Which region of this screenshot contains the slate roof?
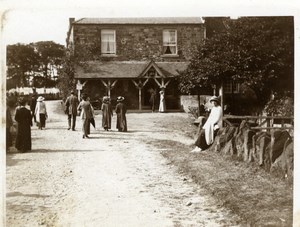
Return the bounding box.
[74,17,204,25]
[75,61,188,79]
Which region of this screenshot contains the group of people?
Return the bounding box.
[65,91,128,139]
[7,90,222,153]
[6,94,49,153]
[149,89,166,113]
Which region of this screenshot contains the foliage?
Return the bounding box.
[6,44,39,88]
[6,41,65,89]
[57,42,102,100]
[33,41,65,83]
[264,93,294,116]
[57,45,77,100]
[179,17,294,108]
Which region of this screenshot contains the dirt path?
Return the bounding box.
[6,100,241,226]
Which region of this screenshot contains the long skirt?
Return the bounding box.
[82,118,90,136]
[195,128,219,150]
[16,123,32,151]
[6,127,12,148]
[116,114,127,132]
[39,113,46,128]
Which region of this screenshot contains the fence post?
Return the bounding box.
[270,129,275,168]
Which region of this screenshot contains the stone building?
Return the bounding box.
[66,17,206,110]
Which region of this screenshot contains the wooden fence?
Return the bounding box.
[223,115,294,131]
[223,115,294,155]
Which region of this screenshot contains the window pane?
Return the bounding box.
[101,30,115,54]
[163,46,176,54]
[163,30,177,54]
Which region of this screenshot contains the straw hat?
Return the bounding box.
[37,96,45,102]
[209,96,220,104]
[117,96,125,102]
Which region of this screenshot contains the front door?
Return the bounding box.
[143,78,159,110]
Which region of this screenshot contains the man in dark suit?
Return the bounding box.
[30,94,37,123]
[65,91,79,130]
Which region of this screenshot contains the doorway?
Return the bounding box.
[143,78,159,110]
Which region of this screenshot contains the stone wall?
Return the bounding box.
[73,24,205,61]
[207,121,293,184]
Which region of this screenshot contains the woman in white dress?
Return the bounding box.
[191,96,223,152]
[35,96,47,130]
[158,90,166,113]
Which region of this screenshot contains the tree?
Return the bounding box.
[178,16,294,113]
[6,41,65,90]
[6,43,39,89]
[57,41,101,100]
[33,41,65,87]
[57,45,77,100]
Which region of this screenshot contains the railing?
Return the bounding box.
[222,115,294,156]
[223,115,294,131]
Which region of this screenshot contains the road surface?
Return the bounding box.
[6,100,240,226]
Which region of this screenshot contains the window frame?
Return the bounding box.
[101,29,116,55]
[224,80,240,94]
[162,29,178,55]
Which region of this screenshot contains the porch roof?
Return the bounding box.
[75,61,188,79]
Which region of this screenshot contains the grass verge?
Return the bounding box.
[148,115,293,226]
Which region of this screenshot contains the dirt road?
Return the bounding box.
[6,100,241,226]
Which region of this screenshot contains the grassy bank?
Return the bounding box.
[149,115,293,226]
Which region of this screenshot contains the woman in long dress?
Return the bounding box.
[159,90,166,113]
[15,97,32,152]
[191,96,223,152]
[77,93,93,138]
[35,96,47,130]
[115,96,127,132]
[101,96,113,131]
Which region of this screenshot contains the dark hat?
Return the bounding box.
[81,93,88,99]
[18,97,26,106]
[209,96,220,104]
[117,96,125,102]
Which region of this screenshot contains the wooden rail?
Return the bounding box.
[223,115,294,130]
[222,115,293,156]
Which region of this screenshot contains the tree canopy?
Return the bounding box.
[178,17,294,107]
[6,41,65,89]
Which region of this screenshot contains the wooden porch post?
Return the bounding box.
[138,88,142,110]
[219,83,224,127]
[132,79,149,111]
[101,79,118,97]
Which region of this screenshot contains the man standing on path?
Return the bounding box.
[65,91,79,131]
[30,93,37,123]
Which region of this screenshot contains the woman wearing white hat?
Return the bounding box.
[35,96,48,130]
[191,96,222,153]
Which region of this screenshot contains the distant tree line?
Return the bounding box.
[6,41,65,89]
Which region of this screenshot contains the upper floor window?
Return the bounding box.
[163,30,177,55]
[101,30,116,55]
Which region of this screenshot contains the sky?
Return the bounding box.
[1,0,299,46]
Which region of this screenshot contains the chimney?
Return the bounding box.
[69,18,75,26]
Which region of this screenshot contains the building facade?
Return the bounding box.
[66,17,206,110]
